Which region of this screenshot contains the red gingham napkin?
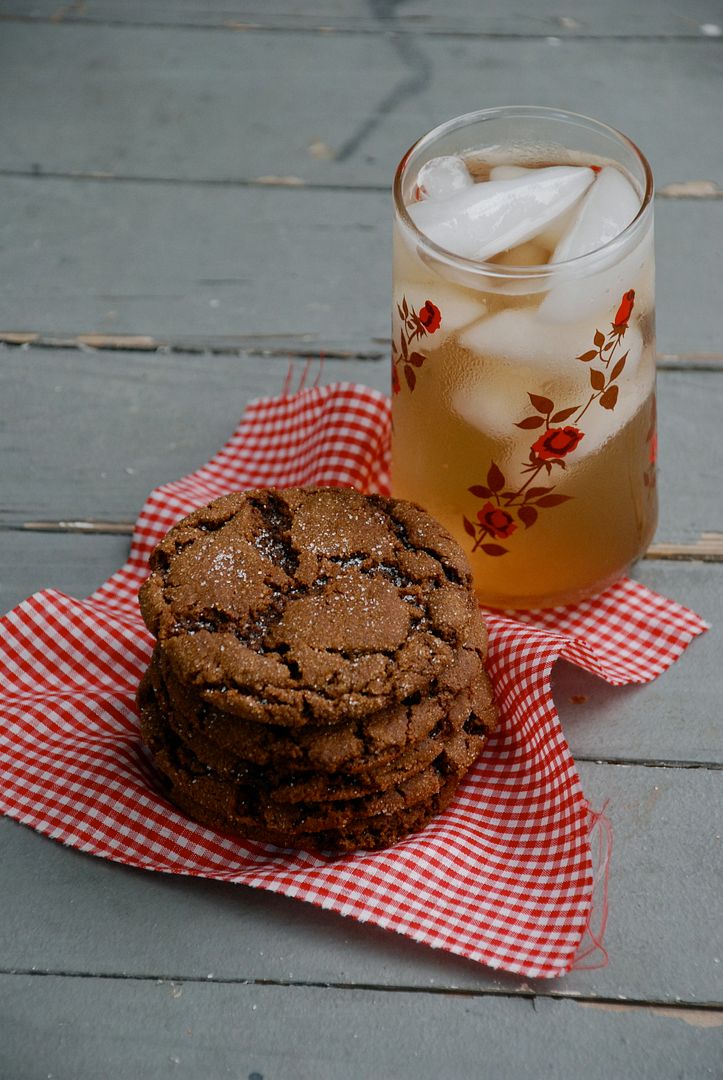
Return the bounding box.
[0,383,708,979]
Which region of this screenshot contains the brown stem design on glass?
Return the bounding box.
[392,297,442,394]
[464,290,637,557]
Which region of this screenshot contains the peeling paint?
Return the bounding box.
[254,175,306,186]
[307,140,336,161]
[659,180,721,198]
[647,532,723,561]
[577,1000,723,1028]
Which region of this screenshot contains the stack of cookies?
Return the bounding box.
[137,487,497,852]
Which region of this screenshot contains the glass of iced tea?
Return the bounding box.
[391,106,657,609]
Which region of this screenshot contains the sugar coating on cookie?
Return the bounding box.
[139,487,483,726]
[137,486,498,852]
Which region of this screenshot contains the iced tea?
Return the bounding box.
[392,108,657,609]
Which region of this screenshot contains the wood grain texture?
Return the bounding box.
[1,0,722,36]
[0,22,720,188]
[0,346,388,527]
[0,7,720,1069]
[0,532,130,612]
[0,179,721,354]
[0,973,721,1080]
[1,760,720,1005]
[1,347,721,545]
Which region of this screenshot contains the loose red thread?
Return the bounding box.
[574,800,613,971]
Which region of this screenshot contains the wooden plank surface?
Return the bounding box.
[554,568,720,766]
[0,532,130,613]
[0,525,718,762]
[2,347,721,545]
[0,179,720,356]
[0,23,721,189]
[1,759,720,1004]
[1,0,722,37]
[0,4,720,1076]
[1,973,721,1080]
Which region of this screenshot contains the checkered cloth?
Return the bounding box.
[0,384,708,978]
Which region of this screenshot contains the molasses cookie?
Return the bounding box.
[137,486,498,852]
[138,670,488,851]
[151,630,495,776]
[145,650,495,802]
[139,487,480,726]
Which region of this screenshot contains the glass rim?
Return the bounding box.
[393,105,655,279]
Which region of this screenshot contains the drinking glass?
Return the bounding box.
[391,106,657,609]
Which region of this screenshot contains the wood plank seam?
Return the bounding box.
[0,968,721,1010]
[0,334,387,360]
[0,167,720,198]
[1,13,722,42]
[7,523,723,562]
[574,757,723,771]
[2,337,722,370]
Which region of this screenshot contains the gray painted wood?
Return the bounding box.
[2,347,721,545]
[0,974,721,1080]
[0,346,389,527]
[1,761,720,1004]
[0,179,719,355]
[555,562,720,766]
[0,23,720,188]
[0,4,720,1064]
[2,0,722,37]
[655,369,723,544]
[1,528,716,765]
[0,531,131,611]
[0,178,390,351]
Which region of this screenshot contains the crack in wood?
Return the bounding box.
[575,1001,723,1027]
[5,522,723,563]
[647,533,723,561]
[0,166,719,199]
[331,2,430,162]
[0,332,386,361]
[0,12,721,42]
[574,757,723,771]
[1,966,721,1011]
[1,333,721,370]
[15,521,135,535]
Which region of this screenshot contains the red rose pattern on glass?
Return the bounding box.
[392,298,442,393]
[464,288,650,557]
[392,288,656,559]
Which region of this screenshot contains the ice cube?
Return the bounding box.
[550,166,641,262]
[536,204,577,251]
[394,283,485,344]
[455,309,648,456]
[539,226,654,324]
[416,155,474,200]
[451,376,510,441]
[460,308,583,367]
[489,165,531,181]
[493,239,549,267]
[406,166,594,262]
[453,310,586,439]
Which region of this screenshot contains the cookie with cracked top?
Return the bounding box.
[139,487,484,727]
